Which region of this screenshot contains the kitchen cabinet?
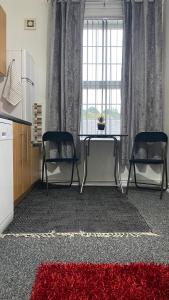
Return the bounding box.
[22,124,31,193]
[13,122,41,204]
[0,6,6,76]
[31,146,41,185]
[13,123,23,201]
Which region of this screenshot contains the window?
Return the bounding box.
[81,19,123,134]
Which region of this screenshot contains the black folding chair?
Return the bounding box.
[126,132,168,199]
[42,131,80,193]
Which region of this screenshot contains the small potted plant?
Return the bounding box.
[97,114,105,130]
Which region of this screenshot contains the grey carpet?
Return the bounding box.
[5,186,150,233]
[1,188,169,299]
[0,235,162,300]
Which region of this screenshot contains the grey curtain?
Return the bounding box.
[121,0,163,163]
[46,0,85,156]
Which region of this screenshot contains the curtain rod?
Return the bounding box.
[47,0,158,3]
[46,0,156,4]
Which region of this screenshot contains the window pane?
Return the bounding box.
[83,30,87,46]
[88,89,96,105]
[88,64,96,81]
[96,65,103,81]
[116,89,121,105]
[83,64,87,81]
[97,30,103,46]
[102,90,106,105]
[96,89,102,104]
[83,89,87,105]
[111,30,117,46]
[88,30,93,46]
[110,65,117,81]
[117,65,122,81]
[117,30,123,46]
[86,106,99,126]
[109,89,121,106]
[117,47,122,64]
[92,30,97,47]
[96,47,103,63]
[81,19,123,135]
[82,105,87,119]
[83,47,87,64]
[88,47,96,63]
[96,104,106,115]
[107,47,117,64]
[106,64,111,81]
[107,29,111,47]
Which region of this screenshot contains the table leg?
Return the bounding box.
[80,136,125,194]
[80,137,89,193]
[113,138,118,186]
[116,140,124,193]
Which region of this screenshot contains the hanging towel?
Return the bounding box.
[1,59,23,106]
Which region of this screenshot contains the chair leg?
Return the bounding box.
[165,159,168,190]
[42,159,45,184]
[160,164,165,199]
[70,161,75,187]
[45,162,48,195]
[133,163,138,188]
[75,161,81,188]
[126,162,132,195]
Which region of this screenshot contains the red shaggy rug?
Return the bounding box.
[30,262,169,300]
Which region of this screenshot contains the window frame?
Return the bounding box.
[81,18,123,135]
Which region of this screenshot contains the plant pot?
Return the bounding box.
[97,123,105,130]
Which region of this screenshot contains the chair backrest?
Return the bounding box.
[43,131,74,143]
[134,132,168,143]
[132,132,168,160]
[42,131,76,159]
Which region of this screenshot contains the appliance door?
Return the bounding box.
[21,49,35,83]
[22,79,34,123]
[21,49,35,123]
[0,119,13,233]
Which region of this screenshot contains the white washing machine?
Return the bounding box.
[0,118,13,233]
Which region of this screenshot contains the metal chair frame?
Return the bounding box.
[126,132,168,199]
[42,131,81,194]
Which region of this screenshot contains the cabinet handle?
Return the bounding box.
[21,132,24,167]
[27,131,28,161]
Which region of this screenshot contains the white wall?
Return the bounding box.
[0,0,169,185]
[0,0,48,131]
